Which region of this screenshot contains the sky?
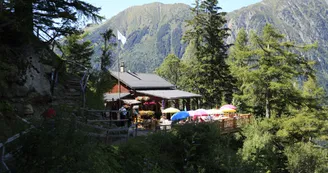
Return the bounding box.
[85,0,262,20]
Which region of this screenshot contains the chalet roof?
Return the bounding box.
[110,71,175,89]
[136,90,202,100]
[104,93,130,102]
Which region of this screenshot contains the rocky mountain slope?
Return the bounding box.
[84,2,192,73]
[86,0,328,88]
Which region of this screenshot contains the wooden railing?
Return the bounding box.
[81,109,133,144]
[0,116,34,173]
[156,114,252,134]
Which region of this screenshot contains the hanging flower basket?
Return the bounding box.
[139,110,155,119]
[135,96,151,101]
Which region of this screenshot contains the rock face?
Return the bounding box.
[84,2,192,73]
[23,51,51,96]
[226,0,328,89]
[1,46,55,117]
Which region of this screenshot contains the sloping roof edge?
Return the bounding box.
[109,71,175,89]
[104,93,130,102]
[136,90,202,100]
[109,71,131,89]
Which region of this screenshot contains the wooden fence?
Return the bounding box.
[82,109,133,144]
[156,114,252,134]
[0,115,34,173]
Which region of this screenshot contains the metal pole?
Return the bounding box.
[117,40,121,108]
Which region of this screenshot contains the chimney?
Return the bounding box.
[120,61,125,72]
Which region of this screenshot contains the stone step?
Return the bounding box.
[66,82,81,86]
[65,84,81,88]
[63,95,81,99]
[65,92,81,96]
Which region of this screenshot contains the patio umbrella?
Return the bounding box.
[171,111,190,121]
[207,109,224,115]
[188,110,196,116]
[220,104,237,110]
[220,108,236,113]
[162,107,180,113]
[195,109,208,116]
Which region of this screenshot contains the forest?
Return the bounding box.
[0,0,328,173]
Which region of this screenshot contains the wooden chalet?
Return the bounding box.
[104,67,202,116]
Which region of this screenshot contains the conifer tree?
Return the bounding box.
[229,24,318,118]
[100,29,116,72]
[184,0,234,107]
[61,32,94,72]
[2,0,103,39]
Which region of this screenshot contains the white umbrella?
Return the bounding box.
[206,109,224,115]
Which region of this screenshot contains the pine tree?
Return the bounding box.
[61,32,94,73]
[184,0,234,107]
[229,24,318,118]
[2,0,103,40]
[100,29,116,72]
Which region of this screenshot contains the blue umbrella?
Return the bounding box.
[171,111,190,121]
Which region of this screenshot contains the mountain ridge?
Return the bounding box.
[84,2,192,72]
[85,0,328,88]
[226,0,328,88]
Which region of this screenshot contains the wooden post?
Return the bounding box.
[182,99,186,110]
[186,98,190,111]
[0,143,4,165]
[197,98,200,109]
[221,119,225,130]
[191,98,196,110]
[174,99,179,109]
[233,118,237,129]
[135,116,138,137]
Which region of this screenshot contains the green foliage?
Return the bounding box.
[240,112,328,173]
[61,32,94,72]
[118,123,248,173]
[86,72,115,109]
[99,29,116,71]
[0,101,29,143]
[183,0,234,107]
[285,142,328,173]
[1,0,103,39]
[155,54,182,86]
[15,116,123,173]
[85,29,116,109]
[229,24,320,118]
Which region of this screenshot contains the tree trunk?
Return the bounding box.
[265,89,271,118]
[14,0,33,35]
[0,0,3,13]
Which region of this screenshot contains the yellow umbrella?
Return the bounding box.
[162,107,180,113]
[220,108,236,113]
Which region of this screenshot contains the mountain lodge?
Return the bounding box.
[104,65,202,117]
